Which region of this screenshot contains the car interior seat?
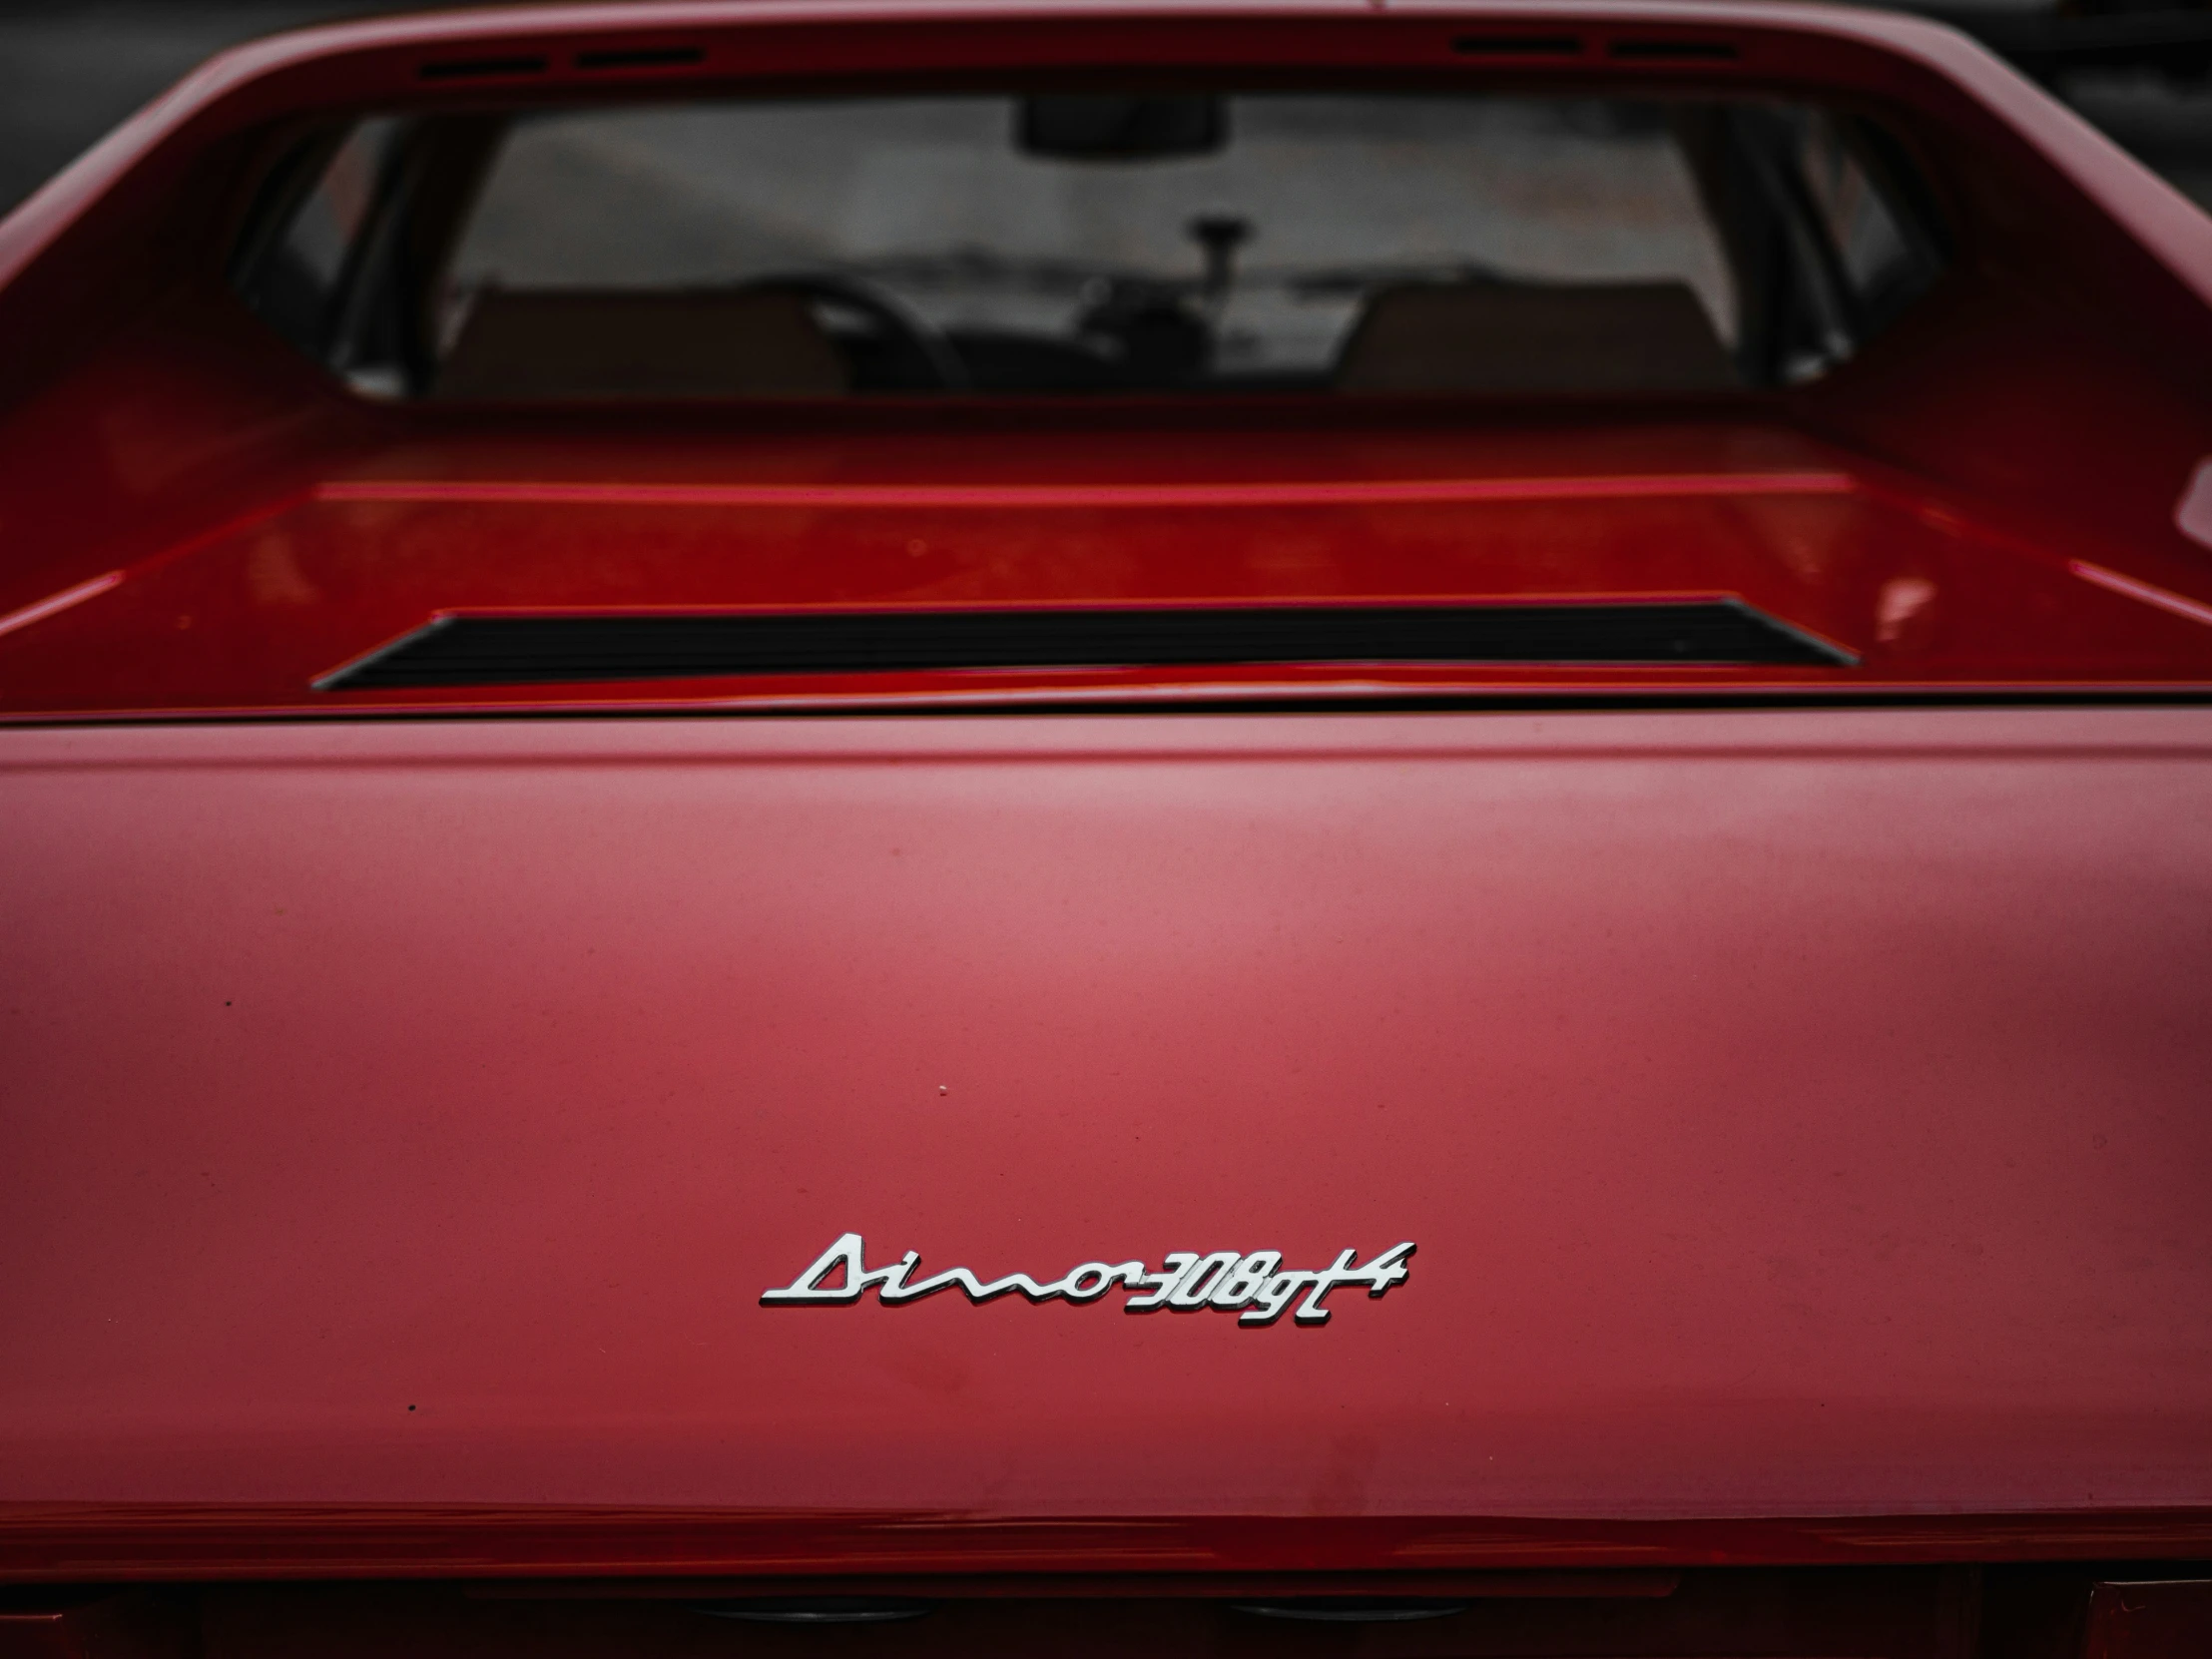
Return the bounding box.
[1334,279,1739,394]
[434,288,849,399]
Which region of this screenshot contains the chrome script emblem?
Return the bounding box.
[762,1234,1414,1327]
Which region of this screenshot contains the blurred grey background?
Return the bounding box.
[0,0,409,214]
[2,0,2210,218]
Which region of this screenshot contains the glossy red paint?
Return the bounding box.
[4,0,2212,1611]
[1,1,2212,721]
[4,424,2212,717]
[5,710,2212,1579]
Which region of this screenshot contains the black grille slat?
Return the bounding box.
[319,602,1851,690]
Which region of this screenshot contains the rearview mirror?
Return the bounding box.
[1017,95,1227,162]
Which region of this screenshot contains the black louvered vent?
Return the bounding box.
[1607,37,1738,58]
[1451,34,1584,55]
[416,54,549,81]
[318,601,1851,690]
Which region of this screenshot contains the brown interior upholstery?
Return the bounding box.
[1334,279,1738,394]
[435,288,847,400]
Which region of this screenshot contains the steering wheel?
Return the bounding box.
[741,274,969,391]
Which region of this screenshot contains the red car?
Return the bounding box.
[2,1,2210,1654]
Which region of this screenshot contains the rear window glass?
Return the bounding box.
[236,90,1943,400]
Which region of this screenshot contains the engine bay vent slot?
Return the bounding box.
[317,601,1854,690]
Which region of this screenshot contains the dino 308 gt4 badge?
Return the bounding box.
[762,1235,1414,1326]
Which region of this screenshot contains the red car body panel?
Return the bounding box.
[2,0,2211,1630]
[4,710,2212,1579]
[5,423,2212,718]
[1,0,2211,724]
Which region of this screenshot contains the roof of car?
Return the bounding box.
[5,0,2209,313]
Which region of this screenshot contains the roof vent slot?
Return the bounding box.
[575,45,708,71]
[1450,34,1584,56]
[1606,38,1739,60]
[417,53,549,82]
